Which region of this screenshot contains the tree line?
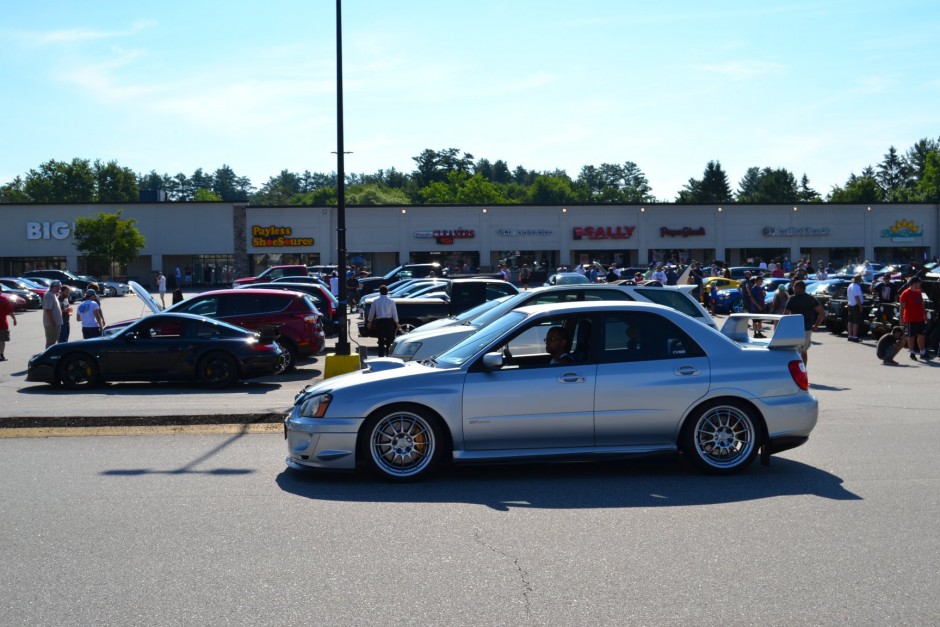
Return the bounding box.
[2,138,938,206]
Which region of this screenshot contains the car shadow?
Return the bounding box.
[275,457,861,511]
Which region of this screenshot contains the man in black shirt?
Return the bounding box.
[784,280,826,366]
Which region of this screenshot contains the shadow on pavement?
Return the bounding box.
[275,456,861,511]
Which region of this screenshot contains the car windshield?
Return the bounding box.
[435,311,527,368]
[453,295,511,323]
[470,292,534,328]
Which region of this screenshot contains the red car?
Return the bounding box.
[1,292,27,313]
[232,265,310,288]
[110,284,325,371]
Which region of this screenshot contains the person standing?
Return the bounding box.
[329,271,340,298]
[42,280,64,349]
[0,292,16,361]
[175,266,182,288]
[366,285,400,358]
[58,286,73,343]
[898,275,930,361]
[76,289,106,339]
[846,274,865,343]
[156,271,167,309]
[784,280,826,366]
[519,263,532,290]
[749,276,767,339]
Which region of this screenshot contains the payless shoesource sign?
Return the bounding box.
[251,225,314,247]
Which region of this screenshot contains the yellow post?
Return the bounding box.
[323,352,361,378]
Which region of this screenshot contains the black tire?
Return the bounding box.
[278,338,298,372]
[197,351,239,388]
[59,353,101,389]
[360,406,444,481]
[681,399,761,475]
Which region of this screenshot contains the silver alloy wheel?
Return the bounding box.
[690,403,757,471]
[368,410,437,479]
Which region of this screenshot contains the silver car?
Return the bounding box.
[285,302,817,481]
[390,283,715,361]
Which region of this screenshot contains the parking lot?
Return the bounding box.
[1,286,938,430]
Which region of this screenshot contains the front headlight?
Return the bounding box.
[299,393,332,418]
[394,341,421,358]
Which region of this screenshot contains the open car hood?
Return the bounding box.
[129,281,161,314]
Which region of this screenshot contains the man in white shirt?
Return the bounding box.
[367,285,400,357]
[846,274,865,342]
[157,271,167,308]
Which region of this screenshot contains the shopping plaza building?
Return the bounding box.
[2,201,937,285]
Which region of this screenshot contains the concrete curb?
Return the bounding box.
[0,413,285,429]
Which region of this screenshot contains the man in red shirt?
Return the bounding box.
[0,294,16,361]
[898,276,930,361]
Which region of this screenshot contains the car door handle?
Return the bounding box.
[558,372,585,383]
[674,365,698,376]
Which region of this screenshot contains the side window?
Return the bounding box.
[500,315,595,366]
[634,288,702,318]
[140,318,183,339]
[488,283,518,298]
[584,289,634,302]
[226,294,290,315]
[600,312,704,363]
[527,290,580,305]
[176,296,219,317]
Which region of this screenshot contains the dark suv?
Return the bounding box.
[24,269,100,302]
[112,286,324,371]
[357,263,443,298]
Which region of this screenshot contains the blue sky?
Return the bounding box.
[2,1,938,200]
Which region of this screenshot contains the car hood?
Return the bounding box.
[396,324,475,344]
[129,280,161,314]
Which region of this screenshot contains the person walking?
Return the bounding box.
[156,271,167,309]
[784,280,826,366]
[749,276,767,338]
[366,285,400,358]
[42,280,63,349]
[76,289,106,339]
[0,291,16,361]
[898,275,930,361]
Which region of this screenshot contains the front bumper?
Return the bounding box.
[284,410,363,470]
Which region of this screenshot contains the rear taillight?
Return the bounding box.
[251,341,278,352]
[303,314,321,326]
[788,360,808,390]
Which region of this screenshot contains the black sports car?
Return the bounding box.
[27,313,286,389]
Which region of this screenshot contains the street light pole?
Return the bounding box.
[334,0,350,356]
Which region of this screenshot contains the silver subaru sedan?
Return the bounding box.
[285,301,818,481]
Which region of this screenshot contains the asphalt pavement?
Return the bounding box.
[0,288,375,428]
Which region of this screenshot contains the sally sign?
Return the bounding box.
[572,226,636,240]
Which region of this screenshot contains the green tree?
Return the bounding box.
[194,188,222,201]
[0,176,29,203]
[411,148,474,186]
[576,162,653,203]
[827,171,885,202]
[736,167,799,202]
[24,158,96,202]
[346,184,411,205]
[915,150,940,202]
[797,174,822,203]
[876,146,912,200]
[72,210,146,279]
[212,164,252,201]
[527,174,580,204]
[94,159,139,202]
[676,161,732,203]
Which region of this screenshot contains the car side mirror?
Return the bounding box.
[481,352,504,370]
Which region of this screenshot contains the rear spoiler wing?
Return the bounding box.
[720,314,806,350]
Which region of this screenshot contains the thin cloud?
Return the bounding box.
[692,60,785,80]
[9,20,155,46]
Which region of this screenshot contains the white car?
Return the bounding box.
[286,301,817,481]
[390,284,714,361]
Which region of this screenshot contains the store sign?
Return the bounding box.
[26,221,71,240]
[496,228,554,237]
[762,226,830,237]
[660,226,705,238]
[880,218,922,241]
[414,229,475,245]
[251,225,314,247]
[572,226,636,240]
